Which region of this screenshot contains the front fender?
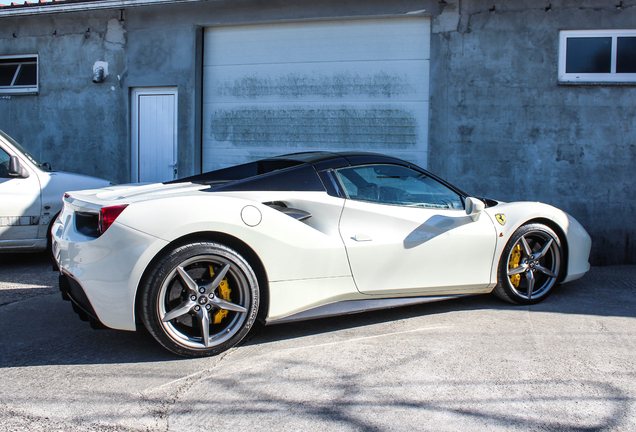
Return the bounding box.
[484,202,591,286]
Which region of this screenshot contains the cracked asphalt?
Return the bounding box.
[1,252,636,431]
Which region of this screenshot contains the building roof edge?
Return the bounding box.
[0,0,206,17]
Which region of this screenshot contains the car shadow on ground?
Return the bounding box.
[0,291,495,369]
[1,252,634,368]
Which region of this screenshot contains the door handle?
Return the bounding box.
[353,234,373,242]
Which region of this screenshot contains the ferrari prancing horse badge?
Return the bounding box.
[495,214,506,226]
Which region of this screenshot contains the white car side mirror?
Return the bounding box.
[465,197,485,221]
[9,155,29,179]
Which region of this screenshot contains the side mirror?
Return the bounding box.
[465,197,485,221]
[9,156,30,178]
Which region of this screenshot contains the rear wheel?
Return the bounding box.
[140,242,259,357]
[493,223,563,305]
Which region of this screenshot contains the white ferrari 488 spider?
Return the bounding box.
[52,152,591,357]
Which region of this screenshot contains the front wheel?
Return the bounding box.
[140,242,259,357]
[493,223,563,305]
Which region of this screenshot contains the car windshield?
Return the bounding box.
[0,129,47,171]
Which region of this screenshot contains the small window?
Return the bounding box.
[334,164,464,210]
[0,55,38,94]
[559,30,636,83]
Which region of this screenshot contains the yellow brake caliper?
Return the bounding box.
[508,244,522,288]
[209,265,232,324]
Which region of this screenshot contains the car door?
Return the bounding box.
[336,163,497,296]
[0,142,42,242]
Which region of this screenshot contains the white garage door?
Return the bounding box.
[202,17,430,172]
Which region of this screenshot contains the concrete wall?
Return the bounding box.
[0,5,202,182]
[428,0,636,265]
[0,11,129,181]
[0,0,634,265]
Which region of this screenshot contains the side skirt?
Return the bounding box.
[266,294,474,325]
[0,238,46,251]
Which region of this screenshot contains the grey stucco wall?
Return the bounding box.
[0,6,201,182]
[0,4,199,183]
[0,11,129,181]
[428,0,636,265]
[0,0,634,265]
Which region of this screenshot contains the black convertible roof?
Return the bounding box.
[266,151,408,166]
[165,151,471,198]
[167,151,411,187]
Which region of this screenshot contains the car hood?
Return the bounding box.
[47,170,112,187]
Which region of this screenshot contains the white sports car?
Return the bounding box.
[52,152,591,357]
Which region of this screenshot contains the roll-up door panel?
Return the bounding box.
[202,17,431,172]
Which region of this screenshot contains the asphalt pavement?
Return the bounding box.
[1,252,635,432]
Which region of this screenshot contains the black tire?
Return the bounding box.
[140,242,259,357]
[493,223,563,305]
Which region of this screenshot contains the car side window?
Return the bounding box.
[0,147,11,178]
[334,164,464,209]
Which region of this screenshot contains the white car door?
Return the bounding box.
[336,164,497,296]
[0,143,42,242]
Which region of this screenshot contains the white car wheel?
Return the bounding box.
[494,223,563,305]
[140,242,259,357]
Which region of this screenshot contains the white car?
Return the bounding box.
[52,152,591,357]
[0,129,112,252]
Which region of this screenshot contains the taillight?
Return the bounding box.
[98,205,128,234]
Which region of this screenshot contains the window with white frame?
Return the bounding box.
[0,55,38,94]
[559,30,636,83]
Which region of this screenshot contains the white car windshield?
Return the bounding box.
[0,129,47,171]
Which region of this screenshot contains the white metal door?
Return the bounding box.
[202,17,431,172]
[131,87,178,183]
